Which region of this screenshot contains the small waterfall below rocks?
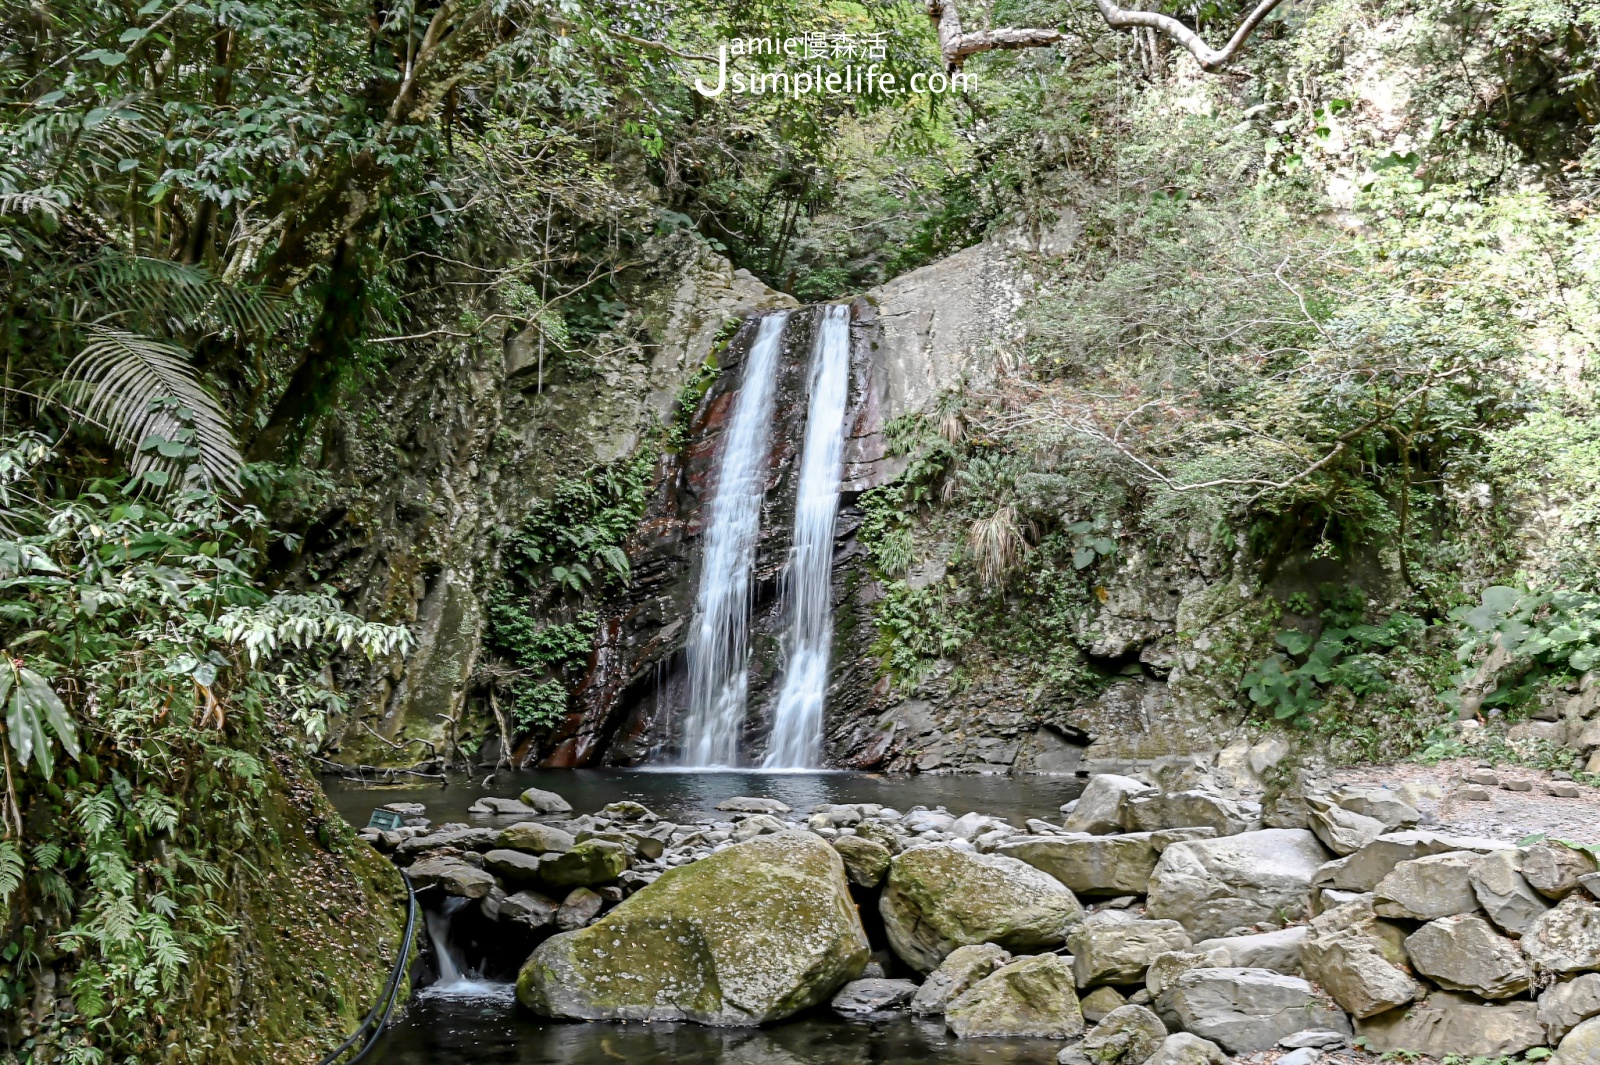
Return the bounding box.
[421,897,511,1000]
[764,305,851,769]
[681,311,791,767]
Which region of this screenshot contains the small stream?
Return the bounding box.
[323,769,1084,1064]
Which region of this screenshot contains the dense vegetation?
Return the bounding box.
[3,0,1599,1056]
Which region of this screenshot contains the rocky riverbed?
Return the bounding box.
[359,767,1600,1064]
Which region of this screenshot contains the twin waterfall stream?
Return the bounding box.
[680,306,852,770]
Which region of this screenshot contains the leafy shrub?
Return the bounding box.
[502,451,654,596]
[1244,587,1423,721]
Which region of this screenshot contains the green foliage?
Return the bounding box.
[503,453,654,597]
[487,453,653,736]
[1450,586,1600,712]
[1244,587,1424,722]
[0,432,408,1056]
[666,356,722,453]
[871,582,973,687]
[511,679,572,732]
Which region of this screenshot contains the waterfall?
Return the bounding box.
[421,897,510,999]
[764,305,851,769]
[681,312,791,767]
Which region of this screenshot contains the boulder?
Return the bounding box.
[1373,852,1479,920]
[1555,1014,1600,1064]
[469,796,540,817]
[1299,898,1420,1019]
[1079,985,1127,1023]
[1000,830,1215,897]
[497,822,576,855]
[481,848,545,885]
[1525,894,1600,972]
[1146,950,1227,1000]
[518,787,573,814]
[538,839,631,888]
[555,887,604,931]
[832,835,892,889]
[716,796,791,814]
[1403,914,1530,998]
[395,826,498,858]
[1306,798,1386,857]
[945,954,1085,1039]
[1068,920,1193,988]
[1333,789,1420,830]
[1525,841,1600,900]
[830,978,917,1014]
[1066,774,1154,834]
[910,942,1010,1015]
[1125,790,1259,836]
[1075,1004,1167,1064]
[1355,991,1544,1057]
[1160,967,1350,1053]
[1192,926,1307,975]
[1146,829,1328,940]
[731,814,789,841]
[1471,848,1552,935]
[407,856,496,898]
[855,820,905,854]
[1142,1033,1229,1065]
[879,843,1084,972]
[516,833,868,1024]
[597,800,655,822]
[1539,973,1600,1042]
[1315,831,1513,892]
[499,889,559,929]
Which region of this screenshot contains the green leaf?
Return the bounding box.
[1482,586,1520,613]
[1072,547,1096,570]
[1276,630,1313,656]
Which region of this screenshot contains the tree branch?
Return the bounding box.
[926,0,1283,73]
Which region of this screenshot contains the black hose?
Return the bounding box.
[315,870,417,1065]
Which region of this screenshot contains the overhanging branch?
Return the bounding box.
[926,0,1284,72]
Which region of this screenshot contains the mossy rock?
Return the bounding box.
[880,843,1084,972]
[539,839,630,888]
[945,954,1085,1039]
[517,832,869,1024]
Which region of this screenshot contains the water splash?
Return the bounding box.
[421,898,512,1002]
[765,305,851,769]
[681,312,792,767]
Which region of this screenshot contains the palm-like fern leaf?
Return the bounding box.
[66,253,289,339]
[62,328,243,493]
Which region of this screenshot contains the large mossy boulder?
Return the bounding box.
[516,832,868,1025]
[880,843,1084,972]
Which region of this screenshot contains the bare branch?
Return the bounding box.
[926,0,1283,73]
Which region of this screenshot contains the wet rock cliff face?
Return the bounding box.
[322,222,1305,778]
[546,235,1106,770]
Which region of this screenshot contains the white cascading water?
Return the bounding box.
[421,898,511,1000]
[764,305,851,769]
[681,311,791,767]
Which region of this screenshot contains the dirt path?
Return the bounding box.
[1333,757,1600,846]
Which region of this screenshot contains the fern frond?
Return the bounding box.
[60,328,243,493]
[66,252,289,339]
